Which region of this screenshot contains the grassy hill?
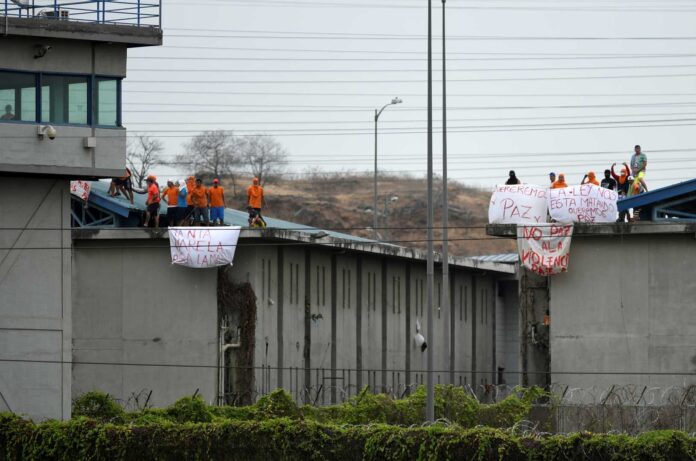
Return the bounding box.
[226,173,515,257]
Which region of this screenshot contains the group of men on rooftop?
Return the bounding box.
[506,145,649,222]
[108,173,266,228]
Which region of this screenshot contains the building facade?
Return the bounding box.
[0,3,161,419]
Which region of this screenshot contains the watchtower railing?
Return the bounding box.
[2,0,161,28]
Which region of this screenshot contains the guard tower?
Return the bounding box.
[0,1,161,420]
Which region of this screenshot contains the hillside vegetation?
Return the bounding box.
[227,173,515,257]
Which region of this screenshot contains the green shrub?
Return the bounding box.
[72,391,124,422]
[2,413,693,461]
[164,395,213,423]
[254,389,300,420]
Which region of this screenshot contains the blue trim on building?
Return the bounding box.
[618,178,696,212]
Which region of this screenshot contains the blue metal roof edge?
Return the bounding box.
[618,178,696,212]
[87,190,132,218]
[87,180,376,244]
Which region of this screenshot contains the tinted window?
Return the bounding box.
[42,75,89,124]
[0,71,37,122]
[96,78,118,126]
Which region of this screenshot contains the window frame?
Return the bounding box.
[0,68,123,128]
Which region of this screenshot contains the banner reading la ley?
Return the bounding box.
[169,226,241,268]
[488,184,548,224]
[548,184,618,223]
[517,224,574,276]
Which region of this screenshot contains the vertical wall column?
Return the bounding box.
[471,276,477,386]
[404,265,411,389]
[276,248,284,389]
[519,270,550,387]
[356,259,363,390]
[330,254,337,404]
[380,258,388,392]
[303,249,311,402]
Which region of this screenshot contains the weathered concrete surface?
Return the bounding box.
[1,17,162,47]
[0,35,129,178]
[71,240,218,407]
[549,234,696,390]
[0,177,72,420]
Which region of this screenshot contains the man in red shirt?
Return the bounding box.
[144,175,161,228]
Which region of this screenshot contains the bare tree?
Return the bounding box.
[177,130,242,192]
[240,135,288,185]
[127,134,164,189]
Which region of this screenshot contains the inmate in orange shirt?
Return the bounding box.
[190,185,208,207]
[147,184,160,204]
[164,186,179,206]
[185,176,196,206]
[247,184,264,209]
[208,186,225,207]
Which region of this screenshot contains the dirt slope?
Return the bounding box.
[228,173,514,257]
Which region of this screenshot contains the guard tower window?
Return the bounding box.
[42,75,89,125]
[95,78,119,126]
[0,71,37,122]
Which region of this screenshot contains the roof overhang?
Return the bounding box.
[487,221,696,238]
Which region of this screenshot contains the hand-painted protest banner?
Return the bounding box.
[70,180,91,201]
[548,184,618,223]
[517,224,574,276]
[488,184,548,224]
[169,226,241,268]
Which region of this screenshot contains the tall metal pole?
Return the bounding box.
[426,0,435,422]
[441,0,451,385]
[374,109,379,240]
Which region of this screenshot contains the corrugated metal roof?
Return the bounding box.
[618,177,696,212]
[469,253,519,264]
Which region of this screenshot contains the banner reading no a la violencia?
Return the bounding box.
[517,224,574,276]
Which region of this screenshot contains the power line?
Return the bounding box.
[122,102,696,112]
[167,0,696,13]
[123,90,696,97]
[122,73,696,83]
[126,112,696,125]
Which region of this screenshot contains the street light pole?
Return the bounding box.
[426,0,435,422]
[373,97,402,240]
[441,0,452,385]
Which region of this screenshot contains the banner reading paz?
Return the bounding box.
[548,184,618,223]
[488,184,548,224]
[169,226,242,268]
[517,224,574,276]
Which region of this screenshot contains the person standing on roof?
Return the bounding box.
[190,177,209,226]
[629,145,648,196]
[247,177,265,226]
[612,162,632,222]
[144,175,160,228]
[176,179,188,225]
[208,178,226,226]
[185,175,196,225]
[549,172,556,186]
[161,180,180,227]
[581,171,600,186]
[505,170,521,185]
[551,173,568,189]
[600,169,617,190]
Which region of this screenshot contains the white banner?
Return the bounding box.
[488,184,549,224]
[517,224,574,276]
[548,184,618,223]
[169,226,242,268]
[70,180,91,201]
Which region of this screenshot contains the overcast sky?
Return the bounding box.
[125,0,696,190]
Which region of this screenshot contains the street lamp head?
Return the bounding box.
[391,97,403,105]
